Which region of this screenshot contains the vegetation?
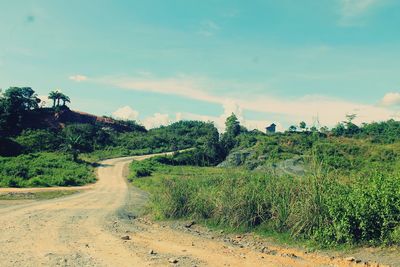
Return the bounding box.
[2,85,400,249]
[0,153,96,187]
[0,87,41,136]
[0,87,222,187]
[129,115,400,248]
[48,90,70,107]
[131,156,400,247]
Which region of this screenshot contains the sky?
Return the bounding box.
[0,0,399,131]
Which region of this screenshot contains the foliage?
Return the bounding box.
[299,121,307,131]
[225,113,241,137]
[0,152,95,187]
[106,117,147,133]
[62,124,102,153]
[360,120,400,144]
[48,90,70,107]
[112,121,221,163]
[129,158,160,179]
[220,113,247,158]
[15,129,61,153]
[0,87,41,136]
[155,124,224,166]
[331,119,400,144]
[132,162,400,247]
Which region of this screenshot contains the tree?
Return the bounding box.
[299,121,307,132]
[225,113,240,137]
[345,114,357,124]
[3,87,40,110]
[288,125,297,132]
[15,129,61,153]
[331,123,346,136]
[60,93,70,106]
[62,124,96,152]
[48,90,70,107]
[48,91,59,107]
[220,113,241,155]
[63,134,82,162]
[0,87,40,136]
[320,126,329,134]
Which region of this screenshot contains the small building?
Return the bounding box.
[266,123,276,134]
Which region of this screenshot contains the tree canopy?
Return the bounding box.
[0,87,41,136]
[48,90,70,107]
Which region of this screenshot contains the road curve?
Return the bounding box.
[0,154,162,266]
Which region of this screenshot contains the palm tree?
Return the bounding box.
[60,94,70,106]
[56,91,62,106]
[49,90,70,107]
[64,134,81,162]
[48,90,61,107]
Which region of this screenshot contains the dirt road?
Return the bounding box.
[0,155,382,267]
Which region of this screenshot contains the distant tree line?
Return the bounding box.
[286,114,400,144]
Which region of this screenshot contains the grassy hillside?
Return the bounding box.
[220,132,400,174]
[130,134,400,247]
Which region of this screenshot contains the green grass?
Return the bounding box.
[0,190,79,200]
[0,152,96,187]
[130,159,400,248]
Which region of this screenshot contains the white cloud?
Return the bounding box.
[180,100,278,133]
[98,74,223,104]
[97,74,397,129]
[112,106,139,121]
[222,99,243,121]
[239,95,394,126]
[381,92,400,106]
[69,74,88,82]
[112,105,184,129]
[142,113,172,129]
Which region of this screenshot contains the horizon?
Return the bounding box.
[1,0,400,131]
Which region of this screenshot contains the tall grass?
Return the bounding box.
[133,163,400,247]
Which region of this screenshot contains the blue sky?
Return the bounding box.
[0,0,399,130]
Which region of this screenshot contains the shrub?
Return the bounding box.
[0,152,96,187]
[15,129,61,153]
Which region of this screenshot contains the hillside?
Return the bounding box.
[11,107,146,134]
[0,87,223,187]
[129,117,400,249]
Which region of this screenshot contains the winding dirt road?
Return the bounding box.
[0,155,380,267]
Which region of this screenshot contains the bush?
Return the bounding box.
[129,158,160,179]
[0,152,96,187]
[15,129,61,153]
